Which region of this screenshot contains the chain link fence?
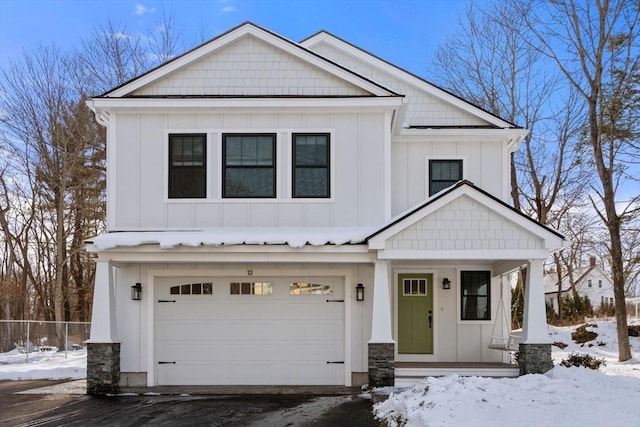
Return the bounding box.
[0,320,91,361]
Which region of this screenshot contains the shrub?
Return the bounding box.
[571,324,598,344]
[560,353,606,370]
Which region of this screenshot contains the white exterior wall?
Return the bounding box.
[577,269,615,309]
[113,262,374,381]
[110,111,387,230]
[391,138,507,214]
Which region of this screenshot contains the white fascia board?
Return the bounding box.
[397,128,529,143]
[302,32,519,129]
[88,96,404,112]
[376,249,553,260]
[107,24,396,98]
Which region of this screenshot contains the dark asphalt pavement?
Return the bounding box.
[0,381,381,427]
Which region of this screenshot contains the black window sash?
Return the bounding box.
[292,133,330,198]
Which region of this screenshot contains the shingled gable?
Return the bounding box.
[98,22,401,99]
[367,180,567,256]
[301,31,526,135]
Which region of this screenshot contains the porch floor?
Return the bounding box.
[395,362,519,387]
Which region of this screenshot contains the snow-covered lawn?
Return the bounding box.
[0,347,86,380]
[1,321,639,427]
[374,320,640,427]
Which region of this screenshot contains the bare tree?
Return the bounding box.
[513,0,639,361]
[431,1,588,323]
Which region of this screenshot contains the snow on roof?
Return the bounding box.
[87,227,376,251]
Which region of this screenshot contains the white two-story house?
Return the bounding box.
[85,23,567,394]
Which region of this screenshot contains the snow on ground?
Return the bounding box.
[0,347,86,380]
[375,320,640,427]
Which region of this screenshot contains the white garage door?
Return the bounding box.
[156,276,345,385]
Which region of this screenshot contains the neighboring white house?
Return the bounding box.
[85,23,567,394]
[544,257,615,313]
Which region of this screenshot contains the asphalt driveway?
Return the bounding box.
[0,381,381,427]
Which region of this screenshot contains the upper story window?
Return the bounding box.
[461,271,490,321]
[292,133,330,198]
[598,280,602,288]
[223,134,276,198]
[168,134,206,198]
[588,279,592,287]
[429,159,462,196]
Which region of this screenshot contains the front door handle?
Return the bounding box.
[428,310,433,328]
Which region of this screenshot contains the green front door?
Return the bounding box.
[398,274,434,354]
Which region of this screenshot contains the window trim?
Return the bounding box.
[460,270,491,321]
[222,133,277,199]
[426,157,465,197]
[168,133,207,199]
[292,133,331,198]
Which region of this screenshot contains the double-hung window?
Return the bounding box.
[223,134,276,198]
[461,271,490,321]
[429,159,462,196]
[292,133,330,198]
[168,134,206,198]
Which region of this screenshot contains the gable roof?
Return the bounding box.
[100,22,400,99]
[367,180,566,253]
[301,30,520,130]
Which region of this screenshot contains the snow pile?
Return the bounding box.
[375,320,640,427]
[0,348,86,380]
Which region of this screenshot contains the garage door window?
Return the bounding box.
[289,282,333,295]
[230,282,273,295]
[170,282,213,295]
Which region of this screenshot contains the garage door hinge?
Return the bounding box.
[158,361,176,364]
[325,299,344,303]
[326,361,345,364]
[158,300,176,303]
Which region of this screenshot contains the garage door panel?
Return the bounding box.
[156,276,345,385]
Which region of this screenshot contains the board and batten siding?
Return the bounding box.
[111,111,387,230]
[391,139,507,215]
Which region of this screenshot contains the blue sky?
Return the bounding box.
[0,0,479,79]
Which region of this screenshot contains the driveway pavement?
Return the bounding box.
[0,381,381,426]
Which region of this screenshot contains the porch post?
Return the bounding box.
[519,259,552,375]
[86,260,120,395]
[368,260,395,387]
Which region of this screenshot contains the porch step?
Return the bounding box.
[395,362,519,387]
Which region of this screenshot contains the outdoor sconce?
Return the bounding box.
[442,278,451,290]
[131,283,142,301]
[356,283,365,301]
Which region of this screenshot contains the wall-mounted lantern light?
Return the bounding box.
[131,283,142,301]
[442,278,451,290]
[356,283,365,301]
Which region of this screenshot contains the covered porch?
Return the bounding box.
[364,182,568,387]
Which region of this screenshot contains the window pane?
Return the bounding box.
[170,286,179,295]
[429,159,462,196]
[223,134,275,198]
[294,169,328,197]
[169,134,206,198]
[225,168,275,197]
[295,135,328,165]
[461,271,490,320]
[192,283,202,294]
[289,282,333,295]
[293,134,329,198]
[230,283,240,294]
[203,283,213,295]
[181,284,191,295]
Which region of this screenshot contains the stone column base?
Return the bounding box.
[87,342,121,395]
[518,343,552,375]
[368,342,395,387]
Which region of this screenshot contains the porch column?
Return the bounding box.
[86,260,120,395]
[519,259,552,375]
[368,260,395,387]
